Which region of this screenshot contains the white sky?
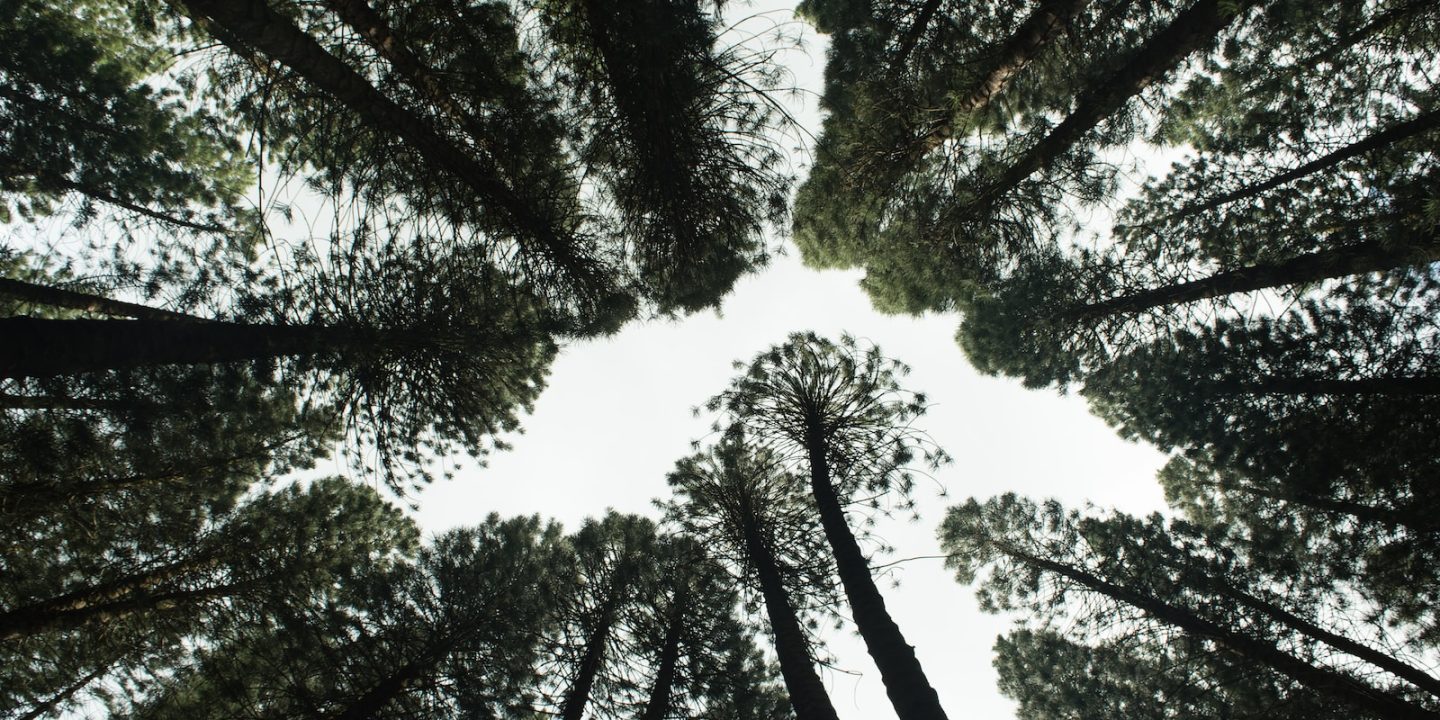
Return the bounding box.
[408,4,1174,717]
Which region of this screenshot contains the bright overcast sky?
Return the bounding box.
[402,4,1174,718]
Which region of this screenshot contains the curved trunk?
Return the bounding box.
[971,0,1243,214]
[1067,239,1440,323]
[0,277,203,322]
[803,429,948,720]
[918,0,1092,151]
[1171,108,1440,220]
[0,317,355,379]
[1004,543,1440,720]
[333,646,447,720]
[739,509,840,720]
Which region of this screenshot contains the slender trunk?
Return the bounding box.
[1171,108,1440,220]
[0,317,358,379]
[918,0,1091,150]
[0,276,204,322]
[639,581,691,720]
[1004,544,1440,720]
[889,0,945,73]
[972,0,1243,213]
[332,647,445,720]
[0,577,259,640]
[322,0,486,142]
[1201,578,1440,696]
[1210,476,1436,533]
[1213,375,1440,396]
[802,429,948,720]
[0,554,221,639]
[739,508,840,720]
[172,0,592,286]
[17,663,111,720]
[1067,240,1440,323]
[561,577,628,720]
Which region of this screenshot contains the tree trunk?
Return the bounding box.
[971,0,1243,213]
[0,317,356,379]
[173,0,594,287]
[802,429,949,720]
[0,276,204,321]
[889,0,946,73]
[739,508,840,720]
[1004,544,1440,720]
[561,577,628,720]
[1171,108,1440,220]
[0,577,258,640]
[639,580,691,720]
[321,0,487,143]
[1201,577,1440,697]
[17,663,111,720]
[1067,239,1440,323]
[332,646,447,720]
[0,553,222,639]
[1208,475,1437,534]
[918,0,1091,151]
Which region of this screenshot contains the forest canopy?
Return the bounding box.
[2,0,1438,718]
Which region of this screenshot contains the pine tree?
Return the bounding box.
[709,333,950,720]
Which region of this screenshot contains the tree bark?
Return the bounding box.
[172,0,594,286]
[918,0,1091,151]
[0,576,257,640]
[0,317,357,379]
[639,580,690,720]
[971,0,1243,214]
[0,276,204,322]
[332,646,447,720]
[1067,239,1440,323]
[888,0,946,73]
[1171,108,1440,220]
[802,428,949,720]
[1003,543,1440,720]
[739,507,840,720]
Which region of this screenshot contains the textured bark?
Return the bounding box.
[0,276,203,321]
[972,0,1242,213]
[0,317,356,379]
[173,0,591,284]
[739,508,840,720]
[1068,240,1440,323]
[1004,543,1440,720]
[803,429,948,720]
[1172,108,1440,219]
[919,0,1092,150]
[0,577,255,640]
